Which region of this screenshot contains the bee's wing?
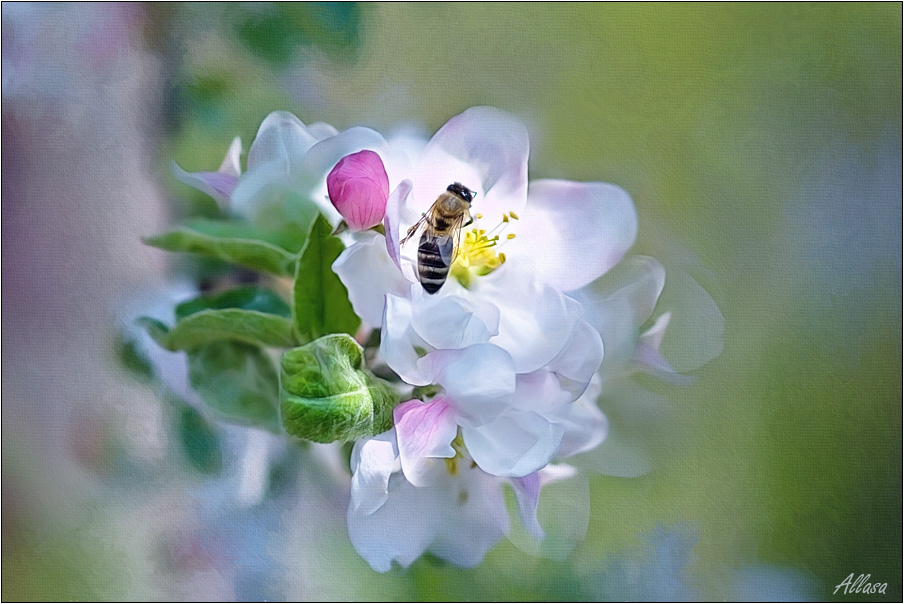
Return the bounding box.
[399,211,431,251]
[438,213,466,267]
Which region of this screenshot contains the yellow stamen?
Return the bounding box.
[444,431,468,476]
[451,210,517,288]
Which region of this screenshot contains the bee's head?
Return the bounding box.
[447,182,476,204]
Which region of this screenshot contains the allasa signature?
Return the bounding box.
[834,573,887,595]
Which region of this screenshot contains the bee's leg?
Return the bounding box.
[400,224,417,244]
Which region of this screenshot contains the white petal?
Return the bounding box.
[508,180,638,292]
[463,411,565,477]
[305,121,339,142]
[512,370,575,417]
[633,312,695,384]
[511,472,544,539]
[299,126,392,190]
[421,107,530,219]
[380,294,431,386]
[347,471,438,572]
[556,375,608,459]
[229,163,299,225]
[394,398,457,487]
[246,111,320,172]
[383,180,417,281]
[569,381,669,477]
[171,161,238,207]
[218,136,243,178]
[408,149,485,217]
[333,231,409,328]
[547,319,605,398]
[654,267,725,372]
[417,345,516,425]
[506,465,589,561]
[348,432,399,517]
[641,310,671,351]
[510,464,580,541]
[576,256,666,379]
[428,467,509,567]
[489,280,584,373]
[410,289,500,350]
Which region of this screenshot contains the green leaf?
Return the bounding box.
[280,334,398,443]
[114,331,155,381]
[176,406,223,475]
[229,3,361,66]
[183,218,309,253]
[188,341,280,430]
[293,214,361,341]
[175,285,291,320]
[140,287,295,351]
[136,316,172,350]
[167,309,296,350]
[144,218,306,276]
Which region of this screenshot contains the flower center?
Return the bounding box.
[450,211,518,288]
[443,431,462,475]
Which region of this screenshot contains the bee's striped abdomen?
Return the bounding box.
[417,235,452,294]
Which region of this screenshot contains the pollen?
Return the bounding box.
[444,432,468,476]
[451,210,517,288]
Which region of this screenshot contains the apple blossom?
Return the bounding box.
[347,394,597,571]
[144,106,720,574]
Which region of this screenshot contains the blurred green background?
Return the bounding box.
[2,3,900,601]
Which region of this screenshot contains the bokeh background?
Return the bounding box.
[2,3,900,601]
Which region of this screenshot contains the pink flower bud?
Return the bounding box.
[327,150,389,231]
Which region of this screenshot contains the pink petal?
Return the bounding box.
[393,398,458,487]
[327,150,390,230]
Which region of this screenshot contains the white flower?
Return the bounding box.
[163,107,720,572]
[347,393,597,572]
[330,108,636,477]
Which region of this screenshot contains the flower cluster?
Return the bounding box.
[145,106,702,572]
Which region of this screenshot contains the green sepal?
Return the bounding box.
[188,341,280,430]
[293,214,361,342]
[280,334,398,443]
[143,218,307,276]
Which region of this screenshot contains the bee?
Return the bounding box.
[399,182,475,294]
